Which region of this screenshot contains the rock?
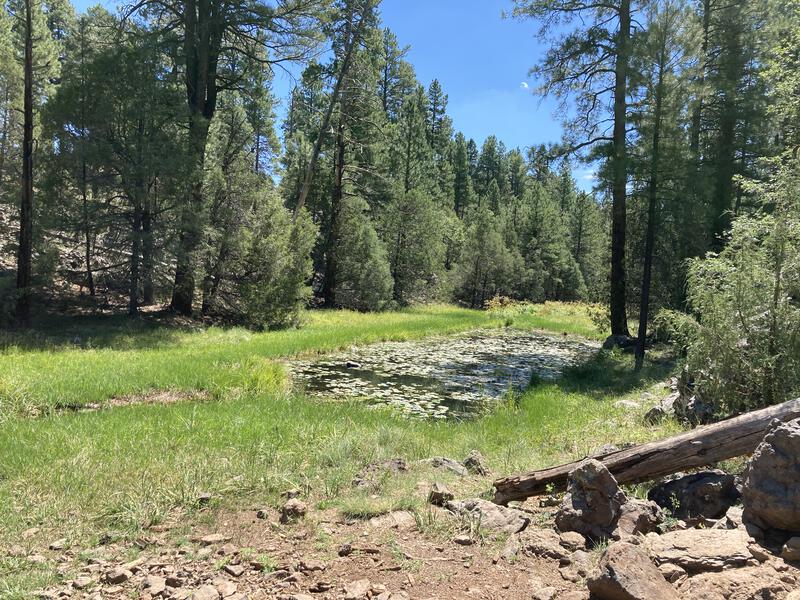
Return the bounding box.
[673,393,714,426]
[197,492,213,505]
[742,418,800,533]
[368,511,417,531]
[498,534,521,561]
[144,575,166,595]
[223,564,245,577]
[428,482,454,506]
[559,531,586,551]
[587,541,679,600]
[658,563,688,586]
[213,578,237,597]
[72,576,93,590]
[462,450,490,475]
[255,508,269,519]
[27,554,47,564]
[555,459,627,540]
[532,588,557,600]
[643,404,667,424]
[280,498,307,523]
[519,528,570,560]
[446,498,530,535]
[613,498,664,539]
[650,528,753,573]
[190,585,220,600]
[648,470,740,520]
[281,488,301,499]
[200,534,231,546]
[104,568,132,584]
[453,534,474,546]
[298,558,326,572]
[712,505,745,530]
[782,537,800,561]
[218,543,237,556]
[420,456,468,477]
[22,527,40,539]
[344,578,371,600]
[375,593,409,600]
[48,538,67,551]
[345,361,361,369]
[678,564,794,599]
[559,549,592,583]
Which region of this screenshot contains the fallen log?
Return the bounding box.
[493,397,800,505]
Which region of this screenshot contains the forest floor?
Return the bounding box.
[0,303,681,599]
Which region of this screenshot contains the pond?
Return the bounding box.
[289,328,599,419]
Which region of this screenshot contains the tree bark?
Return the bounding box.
[609,0,631,337]
[141,202,155,305]
[129,198,143,316]
[635,45,666,371]
[492,397,800,505]
[16,0,34,326]
[321,118,345,307]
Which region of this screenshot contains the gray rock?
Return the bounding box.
[559,549,592,583]
[555,459,627,540]
[462,450,490,476]
[613,498,664,539]
[648,470,740,520]
[519,528,570,560]
[678,565,795,599]
[782,537,800,561]
[344,579,371,600]
[280,498,307,523]
[104,568,132,584]
[742,418,800,533]
[649,528,753,573]
[189,585,220,600]
[427,482,454,506]
[446,498,530,535]
[587,541,679,600]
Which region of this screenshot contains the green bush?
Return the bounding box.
[677,166,800,414]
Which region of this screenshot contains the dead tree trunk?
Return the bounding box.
[493,398,800,505]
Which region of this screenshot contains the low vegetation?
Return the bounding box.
[0,302,679,597]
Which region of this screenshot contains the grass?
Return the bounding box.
[0,302,601,419]
[0,302,679,598]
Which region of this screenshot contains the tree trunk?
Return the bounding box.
[294,0,371,220]
[635,50,666,371]
[609,0,631,337]
[322,118,346,307]
[16,0,34,326]
[81,160,95,296]
[492,398,800,505]
[141,202,154,305]
[129,199,143,316]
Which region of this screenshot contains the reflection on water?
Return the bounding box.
[290,329,599,419]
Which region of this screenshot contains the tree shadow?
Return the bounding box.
[553,348,676,399]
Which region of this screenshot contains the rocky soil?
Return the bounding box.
[14,417,800,600]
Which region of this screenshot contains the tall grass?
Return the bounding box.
[0,303,601,418]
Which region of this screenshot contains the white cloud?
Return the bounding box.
[520,81,529,89]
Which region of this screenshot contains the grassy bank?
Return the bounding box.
[0,302,676,596]
[0,302,600,419]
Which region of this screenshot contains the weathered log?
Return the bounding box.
[493,397,800,505]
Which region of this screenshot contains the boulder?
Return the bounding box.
[462,450,490,476]
[649,528,754,573]
[587,541,679,600]
[559,549,592,583]
[519,527,570,560]
[555,459,627,540]
[648,470,741,520]
[427,482,453,506]
[280,498,307,523]
[678,564,796,600]
[445,498,529,535]
[742,418,800,533]
[613,498,664,539]
[344,579,371,600]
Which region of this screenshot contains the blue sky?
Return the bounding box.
[70,0,593,185]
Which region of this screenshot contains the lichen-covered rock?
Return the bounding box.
[742,418,800,533]
[648,470,740,520]
[587,541,679,600]
[555,459,627,540]
[462,450,490,476]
